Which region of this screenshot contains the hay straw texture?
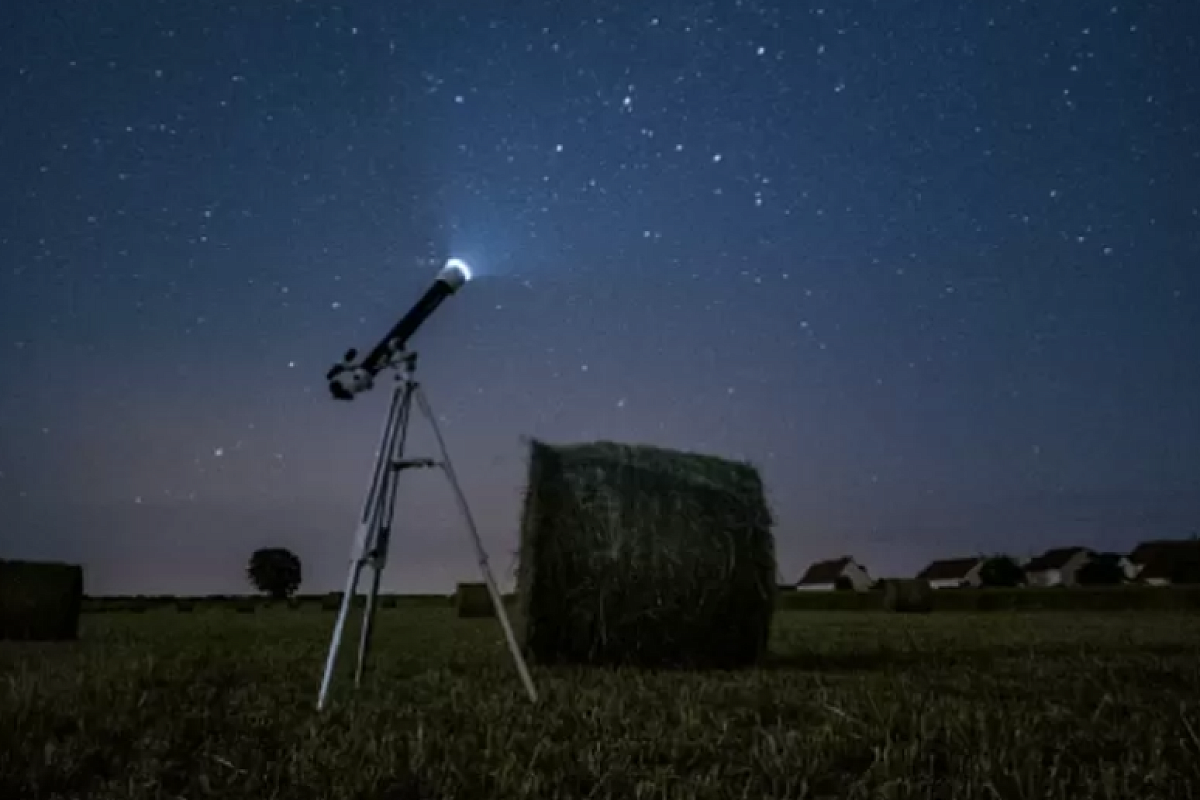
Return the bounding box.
[455,582,495,618]
[883,579,934,613]
[516,439,776,668]
[0,559,84,641]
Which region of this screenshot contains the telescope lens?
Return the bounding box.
[445,258,472,283]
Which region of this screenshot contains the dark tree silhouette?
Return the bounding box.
[834,575,855,591]
[1076,553,1126,586]
[1171,555,1200,585]
[979,555,1026,588]
[247,548,302,600]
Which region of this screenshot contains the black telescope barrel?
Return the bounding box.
[359,279,456,374]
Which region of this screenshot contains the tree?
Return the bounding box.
[979,555,1025,588]
[834,575,855,591]
[1170,555,1200,585]
[247,548,302,600]
[1076,553,1126,586]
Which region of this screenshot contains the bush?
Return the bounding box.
[0,560,84,641]
[882,579,933,613]
[980,556,1026,588]
[516,439,776,668]
[1076,554,1127,586]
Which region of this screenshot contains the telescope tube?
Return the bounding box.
[326,260,471,400]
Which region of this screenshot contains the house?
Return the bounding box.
[915,557,984,589]
[1024,546,1093,587]
[1127,539,1200,586]
[795,557,872,591]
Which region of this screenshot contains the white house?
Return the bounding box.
[915,557,984,589]
[795,557,872,591]
[1024,546,1093,587]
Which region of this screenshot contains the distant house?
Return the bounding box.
[1128,539,1200,586]
[915,557,984,589]
[1118,555,1139,581]
[1024,546,1093,587]
[795,557,872,592]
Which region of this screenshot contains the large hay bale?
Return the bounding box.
[516,439,776,668]
[882,579,933,613]
[455,582,495,618]
[0,559,85,641]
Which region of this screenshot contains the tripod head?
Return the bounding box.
[327,350,418,399]
[326,260,471,401]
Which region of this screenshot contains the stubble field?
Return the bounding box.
[3,607,1200,800]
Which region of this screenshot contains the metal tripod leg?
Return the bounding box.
[354,563,384,687]
[414,387,540,704]
[354,394,410,689]
[317,379,411,711]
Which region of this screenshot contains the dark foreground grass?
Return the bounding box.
[3,609,1200,799]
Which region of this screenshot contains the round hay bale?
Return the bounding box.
[0,559,84,641]
[455,582,495,618]
[516,439,776,668]
[882,579,933,613]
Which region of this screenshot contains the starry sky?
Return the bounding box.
[2,1,1198,596]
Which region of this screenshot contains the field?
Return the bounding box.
[3,607,1200,800]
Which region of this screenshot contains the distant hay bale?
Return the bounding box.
[0,559,84,641]
[455,582,495,618]
[882,579,933,613]
[516,439,776,668]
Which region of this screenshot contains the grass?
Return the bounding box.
[3,608,1200,799]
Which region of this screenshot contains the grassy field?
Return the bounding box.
[3,608,1200,799]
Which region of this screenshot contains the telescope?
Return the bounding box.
[326,259,472,400]
[315,253,538,711]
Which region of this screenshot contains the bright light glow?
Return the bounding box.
[445,258,473,282]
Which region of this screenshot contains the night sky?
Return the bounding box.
[2,2,1198,596]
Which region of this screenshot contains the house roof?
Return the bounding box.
[1130,539,1200,581]
[1025,546,1091,572]
[798,557,856,585]
[916,557,982,581]
[1129,539,1200,565]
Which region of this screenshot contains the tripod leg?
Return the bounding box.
[413,387,540,704]
[351,382,413,692]
[317,557,366,711]
[317,382,407,711]
[354,563,384,687]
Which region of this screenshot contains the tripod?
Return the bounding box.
[316,350,539,711]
